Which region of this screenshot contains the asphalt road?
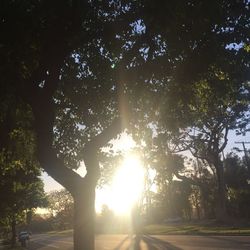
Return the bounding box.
[23,233,250,250]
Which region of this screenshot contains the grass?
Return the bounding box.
[0,243,25,250]
[45,222,250,236]
[47,229,73,235]
[0,238,31,250]
[142,222,250,236]
[1,247,25,250]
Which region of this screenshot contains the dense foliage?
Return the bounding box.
[0,1,249,249]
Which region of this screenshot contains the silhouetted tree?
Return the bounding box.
[1,1,249,248]
[225,153,250,218]
[0,98,47,246]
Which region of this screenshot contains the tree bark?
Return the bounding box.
[73,181,96,250]
[71,151,99,250]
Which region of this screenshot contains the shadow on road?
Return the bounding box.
[114,234,183,250]
[113,236,129,250]
[25,241,73,250]
[205,235,250,249]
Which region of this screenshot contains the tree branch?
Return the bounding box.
[83,117,123,156]
[29,61,84,194]
[37,146,83,194]
[173,170,202,187]
[219,126,229,153]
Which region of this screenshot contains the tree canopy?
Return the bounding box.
[1,1,249,249]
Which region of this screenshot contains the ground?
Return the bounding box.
[1,222,250,250]
[1,233,250,250]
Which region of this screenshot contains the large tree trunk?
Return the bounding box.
[73,182,96,250]
[72,155,99,250]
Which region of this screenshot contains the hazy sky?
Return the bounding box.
[42,130,249,193]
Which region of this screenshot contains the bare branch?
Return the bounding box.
[219,126,229,153]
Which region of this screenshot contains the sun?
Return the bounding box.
[108,154,145,215]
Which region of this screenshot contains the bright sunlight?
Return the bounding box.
[108,154,145,215]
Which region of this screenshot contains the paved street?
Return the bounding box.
[21,234,250,250]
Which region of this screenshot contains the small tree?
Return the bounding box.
[225,153,250,218]
[47,189,74,230]
[0,98,47,246]
[0,167,47,246]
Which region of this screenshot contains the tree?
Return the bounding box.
[154,78,249,220]
[1,2,138,249]
[1,1,249,249]
[188,159,216,219]
[181,78,249,220]
[224,153,250,218]
[131,0,250,222]
[47,189,74,230]
[0,165,47,246]
[140,0,249,189]
[0,96,47,246]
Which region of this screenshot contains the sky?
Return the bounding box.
[42,130,249,189]
[41,133,137,213]
[41,130,249,212]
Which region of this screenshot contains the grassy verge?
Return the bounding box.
[46,229,73,236]
[0,243,25,250]
[45,224,250,236]
[143,223,250,236]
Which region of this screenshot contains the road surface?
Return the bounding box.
[23,233,250,250]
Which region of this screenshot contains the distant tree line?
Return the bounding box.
[144,152,250,223]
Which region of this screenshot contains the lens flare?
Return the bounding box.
[108,155,144,215]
